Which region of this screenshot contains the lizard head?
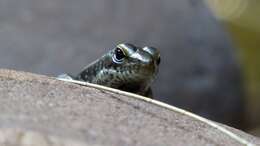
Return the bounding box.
[105,43,160,94]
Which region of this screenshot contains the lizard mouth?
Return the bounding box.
[127,64,158,84]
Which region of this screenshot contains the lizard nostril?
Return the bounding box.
[142,46,160,65]
[156,56,161,65]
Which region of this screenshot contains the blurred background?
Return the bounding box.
[0,0,259,136]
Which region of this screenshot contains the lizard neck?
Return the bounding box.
[75,54,111,82]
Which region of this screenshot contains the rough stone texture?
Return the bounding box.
[0,69,258,146]
[0,0,244,128]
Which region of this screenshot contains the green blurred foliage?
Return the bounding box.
[206,0,260,130]
[227,22,260,123]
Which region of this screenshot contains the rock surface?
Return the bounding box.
[0,69,258,146]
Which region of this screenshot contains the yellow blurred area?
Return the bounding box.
[205,0,260,131]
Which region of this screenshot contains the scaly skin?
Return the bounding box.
[58,43,160,97]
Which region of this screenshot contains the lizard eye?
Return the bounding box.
[113,47,125,63]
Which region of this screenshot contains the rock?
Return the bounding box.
[0,0,244,128]
[0,69,258,146]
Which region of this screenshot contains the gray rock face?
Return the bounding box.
[0,69,258,146]
[0,0,244,127]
